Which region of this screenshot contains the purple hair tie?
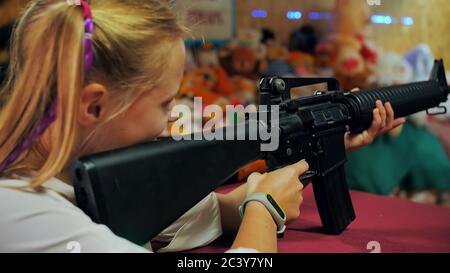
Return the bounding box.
[0,1,94,172]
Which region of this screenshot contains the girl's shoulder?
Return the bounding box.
[0,177,149,253]
[0,177,84,230]
[0,177,77,206]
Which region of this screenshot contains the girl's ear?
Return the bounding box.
[78,83,109,126]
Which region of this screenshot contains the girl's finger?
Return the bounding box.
[376,100,386,130]
[384,102,395,131]
[368,108,382,137]
[391,118,406,129]
[288,159,310,178]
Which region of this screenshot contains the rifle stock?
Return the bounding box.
[73,122,263,244]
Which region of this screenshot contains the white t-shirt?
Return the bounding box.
[0,177,223,253]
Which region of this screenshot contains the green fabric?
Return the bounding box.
[345,121,450,195]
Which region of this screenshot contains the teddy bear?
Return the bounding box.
[334,46,376,90]
[219,28,267,77]
[324,0,379,90]
[230,28,267,61]
[229,46,259,80]
[179,66,230,106]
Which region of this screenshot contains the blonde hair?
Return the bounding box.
[0,0,187,188]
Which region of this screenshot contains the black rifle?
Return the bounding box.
[72,60,449,245]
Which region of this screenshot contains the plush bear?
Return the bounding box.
[230,47,259,80]
[219,28,268,78]
[230,28,267,60]
[326,0,378,90]
[179,66,229,106]
[334,45,375,90]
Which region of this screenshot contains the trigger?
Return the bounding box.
[299,171,317,187]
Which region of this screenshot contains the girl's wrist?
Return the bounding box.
[244,201,277,231]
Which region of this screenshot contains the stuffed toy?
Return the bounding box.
[230,47,259,80]
[179,66,229,106]
[213,65,236,97]
[288,51,316,76]
[229,76,257,105]
[220,28,268,77]
[230,28,261,50]
[288,25,319,55]
[230,28,267,59]
[334,45,374,90]
[197,43,220,67]
[169,65,233,136]
[193,44,236,97]
[218,46,234,76]
[262,45,295,77]
[261,28,276,47]
[325,0,378,90]
[369,52,413,137]
[314,41,337,77]
[405,44,435,82]
[372,52,414,87]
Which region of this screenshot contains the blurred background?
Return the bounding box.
[1,0,449,207]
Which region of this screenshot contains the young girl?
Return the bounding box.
[0,0,403,253]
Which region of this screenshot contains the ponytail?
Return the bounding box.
[0,1,85,187]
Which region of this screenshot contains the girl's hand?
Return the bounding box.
[344,88,406,152]
[245,160,309,222]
